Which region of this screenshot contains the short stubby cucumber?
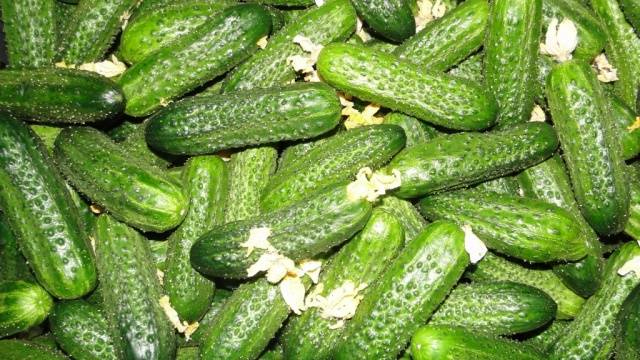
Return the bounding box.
[350,0,415,42]
[616,284,640,360]
[0,281,53,338]
[146,83,341,155]
[317,43,498,131]
[0,340,68,360]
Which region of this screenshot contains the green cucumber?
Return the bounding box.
[394,0,488,71]
[524,320,571,354]
[30,125,63,152]
[611,95,640,160]
[260,346,284,360]
[222,0,356,92]
[49,300,119,360]
[245,0,313,6]
[383,112,440,148]
[351,0,414,42]
[54,1,76,53]
[149,240,169,271]
[54,126,187,233]
[0,68,125,124]
[0,340,67,360]
[472,176,521,195]
[164,156,227,322]
[429,281,556,335]
[146,83,341,155]
[410,326,545,360]
[549,241,640,359]
[0,117,96,299]
[364,38,397,53]
[546,60,629,235]
[385,122,558,199]
[484,0,542,127]
[334,220,470,359]
[176,347,199,360]
[447,51,484,83]
[378,196,428,244]
[615,283,640,360]
[118,120,172,169]
[625,166,640,241]
[534,55,554,107]
[277,136,331,173]
[261,124,405,211]
[619,0,640,31]
[119,4,272,116]
[191,183,372,278]
[0,215,33,282]
[0,281,53,338]
[281,208,405,360]
[317,43,497,131]
[93,215,175,360]
[0,0,56,68]
[189,288,232,344]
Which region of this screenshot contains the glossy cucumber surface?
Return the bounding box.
[0,281,53,338]
[351,0,415,42]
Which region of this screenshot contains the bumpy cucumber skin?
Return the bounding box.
[54,127,187,233]
[334,221,469,360]
[120,0,236,64]
[0,215,33,282]
[610,95,640,160]
[146,83,341,155]
[379,196,428,244]
[394,0,488,71]
[546,60,629,235]
[0,340,67,360]
[118,120,171,169]
[524,320,572,354]
[619,0,640,31]
[447,51,484,82]
[550,242,640,359]
[281,208,405,360]
[318,43,497,131]
[616,284,640,360]
[0,281,53,338]
[93,215,176,360]
[411,326,545,360]
[351,0,415,42]
[472,176,520,195]
[246,0,313,6]
[0,0,56,68]
[119,4,272,117]
[189,288,232,344]
[222,0,356,92]
[164,156,227,322]
[386,122,558,199]
[0,68,125,124]
[49,300,119,360]
[261,124,406,211]
[0,117,96,299]
[625,166,640,241]
[383,112,440,148]
[484,0,542,128]
[191,184,372,278]
[467,253,584,319]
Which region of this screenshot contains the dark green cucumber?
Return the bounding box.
[394,0,488,71]
[524,320,571,354]
[118,120,172,169]
[0,281,53,338]
[0,0,56,68]
[317,43,497,131]
[383,112,440,148]
[351,0,414,42]
[625,165,640,241]
[120,0,237,64]
[549,242,640,359]
[222,0,356,92]
[0,340,67,360]
[0,215,33,282]
[189,288,232,344]
[119,4,272,116]
[472,176,521,195]
[546,60,629,235]
[410,326,545,360]
[261,124,405,211]
[447,51,484,82]
[146,83,341,155]
[484,0,542,127]
[334,221,470,360]
[611,95,640,160]
[49,300,119,360]
[281,208,405,360]
[277,135,332,173]
[615,283,640,360]
[191,183,372,279]
[384,122,558,199]
[378,196,428,244]
[93,215,175,360]
[429,281,556,335]
[0,68,125,124]
[164,156,227,322]
[54,127,187,233]
[0,117,96,299]
[620,0,640,31]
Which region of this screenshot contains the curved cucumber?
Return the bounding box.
[351,0,415,42]
[616,284,640,360]
[0,281,53,338]
[0,340,67,360]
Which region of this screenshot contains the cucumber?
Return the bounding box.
[0,281,53,338]
[447,51,484,83]
[546,60,629,235]
[524,320,571,354]
[472,176,521,195]
[191,183,372,279]
[0,340,67,360]
[188,288,232,344]
[164,156,227,322]
[118,120,172,169]
[615,283,640,360]
[260,346,284,360]
[378,196,428,244]
[364,38,397,53]
[333,221,470,360]
[281,208,405,360]
[119,4,272,116]
[0,0,56,68]
[619,0,640,31]
[394,0,488,72]
[384,122,558,199]
[49,300,119,360]
[176,347,199,360]
[149,240,169,271]
[0,117,96,299]
[0,68,125,124]
[222,0,356,92]
[0,215,33,282]
[317,43,498,131]
[245,0,313,6]
[611,95,640,161]
[351,0,415,42]
[30,125,63,152]
[60,0,139,64]
[53,126,187,233]
[484,0,542,128]
[120,0,236,64]
[261,124,405,211]
[549,241,640,359]
[383,112,440,148]
[54,1,76,51]
[277,135,332,173]
[146,83,341,155]
[429,281,556,335]
[93,215,176,360]
[625,166,640,241]
[410,326,545,360]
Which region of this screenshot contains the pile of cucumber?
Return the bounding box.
[1,0,640,359]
